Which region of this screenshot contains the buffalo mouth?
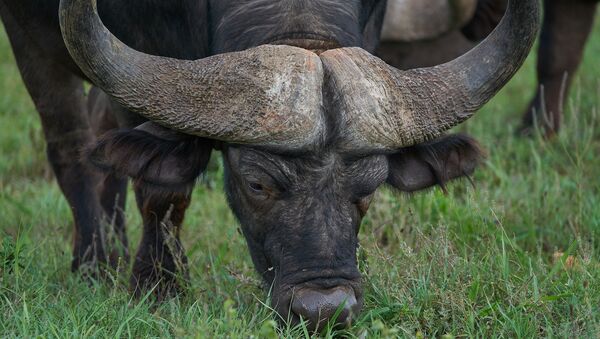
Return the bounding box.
[271,275,363,332]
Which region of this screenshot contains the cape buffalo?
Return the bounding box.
[0,0,539,331]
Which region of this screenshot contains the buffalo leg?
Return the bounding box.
[87,88,130,263]
[521,0,598,136]
[1,12,127,272]
[130,183,192,300]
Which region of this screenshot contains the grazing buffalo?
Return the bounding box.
[0,0,539,331]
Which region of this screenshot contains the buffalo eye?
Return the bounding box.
[248,182,265,193]
[244,179,276,200]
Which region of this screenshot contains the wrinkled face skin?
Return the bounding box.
[223,146,388,323]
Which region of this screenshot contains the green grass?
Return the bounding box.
[1,19,600,338]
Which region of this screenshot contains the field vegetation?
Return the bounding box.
[1,18,599,338]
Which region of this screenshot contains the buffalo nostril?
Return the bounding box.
[291,286,359,331]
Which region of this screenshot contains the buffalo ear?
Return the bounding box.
[88,122,213,187]
[386,134,485,192]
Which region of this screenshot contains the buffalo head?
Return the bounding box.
[59,0,539,332]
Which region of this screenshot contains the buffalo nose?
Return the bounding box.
[291,286,359,331]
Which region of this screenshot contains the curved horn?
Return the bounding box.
[322,0,539,151]
[59,0,325,149]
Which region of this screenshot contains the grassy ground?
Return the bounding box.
[1,19,600,338]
